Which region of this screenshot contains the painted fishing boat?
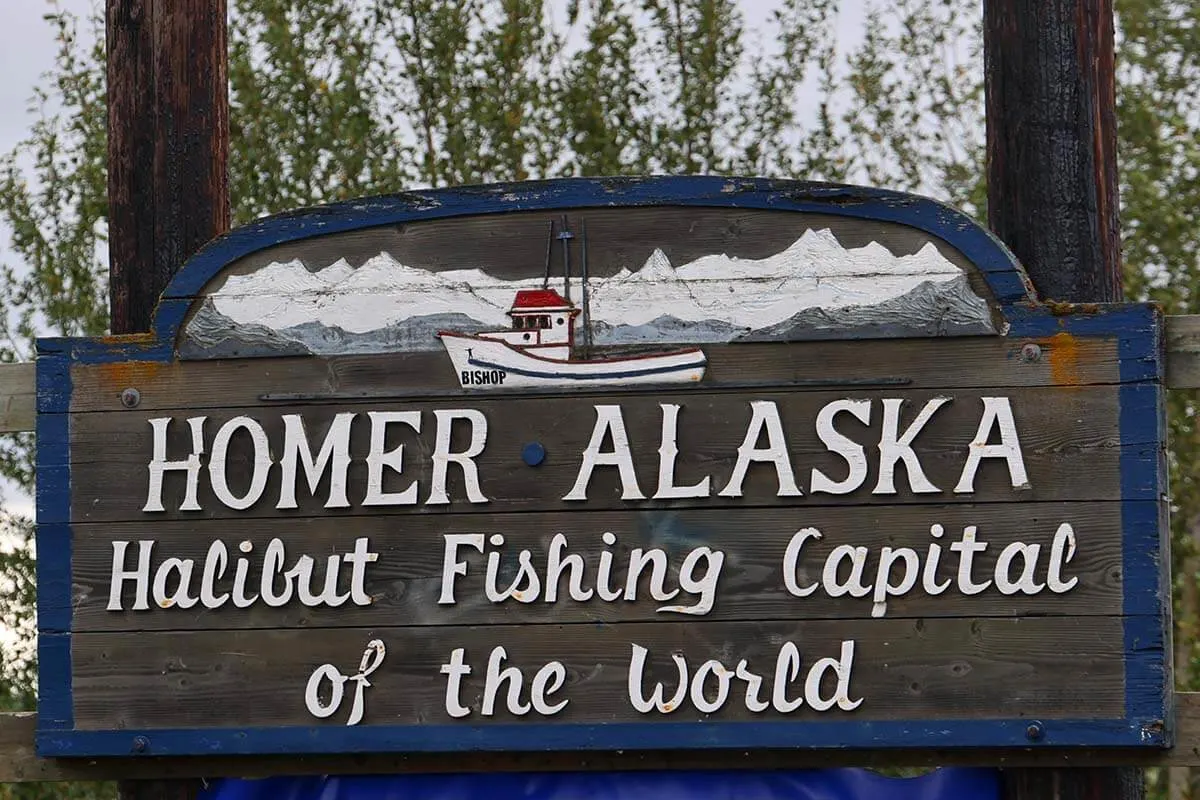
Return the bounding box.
[438,287,706,389]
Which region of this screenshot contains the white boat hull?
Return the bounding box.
[438,333,706,389]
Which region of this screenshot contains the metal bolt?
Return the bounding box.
[120,387,141,408]
[1020,343,1042,363]
[131,735,149,753]
[521,442,546,467]
[1025,721,1045,742]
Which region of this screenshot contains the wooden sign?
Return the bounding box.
[35,177,1171,758]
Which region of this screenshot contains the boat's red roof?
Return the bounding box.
[511,288,572,310]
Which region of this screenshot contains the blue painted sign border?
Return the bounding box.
[33,176,1171,757]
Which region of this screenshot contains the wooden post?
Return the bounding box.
[984,0,1137,796]
[107,0,230,334]
[107,0,229,797]
[985,0,1121,304]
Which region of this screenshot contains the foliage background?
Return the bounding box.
[0,0,1197,797]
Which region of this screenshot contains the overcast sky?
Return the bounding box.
[0,0,869,161]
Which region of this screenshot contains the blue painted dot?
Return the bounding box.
[522,442,546,466]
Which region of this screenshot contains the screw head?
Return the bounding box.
[1020,343,1042,363]
[1025,721,1045,742]
[521,442,546,467]
[131,735,149,753]
[120,387,141,408]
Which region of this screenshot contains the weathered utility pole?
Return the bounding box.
[985,0,1135,796]
[107,1,229,797]
[108,0,230,333]
[985,0,1122,305]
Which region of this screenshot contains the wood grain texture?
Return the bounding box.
[73,501,1130,631]
[67,335,1123,413]
[986,0,1132,795]
[985,0,1121,305]
[8,695,1200,781]
[69,617,1127,730]
[62,385,1133,523]
[4,313,1198,435]
[107,0,229,335]
[107,1,227,795]
[1166,315,1200,390]
[0,362,34,434]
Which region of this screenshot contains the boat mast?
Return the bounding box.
[580,219,592,350]
[557,213,573,302]
[542,218,555,289]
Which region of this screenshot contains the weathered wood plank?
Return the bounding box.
[74,501,1129,631]
[0,361,34,434]
[62,385,1136,523]
[987,0,1130,789]
[69,617,1127,730]
[69,336,1123,415]
[0,315,1189,437]
[9,694,1200,781]
[1166,314,1200,390]
[107,0,229,335]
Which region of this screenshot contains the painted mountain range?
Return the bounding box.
[180,228,999,358]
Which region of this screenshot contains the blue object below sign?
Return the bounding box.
[200,768,1001,800]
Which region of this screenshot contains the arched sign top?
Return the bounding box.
[143,176,1037,362]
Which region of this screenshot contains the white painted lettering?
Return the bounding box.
[530,661,570,715]
[653,403,710,499]
[564,405,645,501]
[995,542,1045,595]
[628,643,688,713]
[736,660,770,712]
[782,527,823,598]
[210,416,271,510]
[871,546,919,618]
[949,525,992,595]
[362,411,422,506]
[440,647,472,718]
[278,412,354,509]
[719,401,802,497]
[485,534,541,603]
[108,540,154,611]
[481,646,532,716]
[955,397,1030,493]
[923,524,952,595]
[810,399,871,495]
[658,546,723,615]
[596,531,623,601]
[544,533,594,603]
[427,409,489,505]
[873,397,949,494]
[772,642,804,712]
[823,545,871,598]
[625,547,679,602]
[1047,522,1079,593]
[152,557,198,609]
[804,641,863,711]
[690,659,733,713]
[143,416,206,512]
[200,540,230,608]
[260,537,294,607]
[439,534,485,605]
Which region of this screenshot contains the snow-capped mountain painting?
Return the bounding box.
[180,228,998,358]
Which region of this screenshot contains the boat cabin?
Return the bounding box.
[477,288,580,360]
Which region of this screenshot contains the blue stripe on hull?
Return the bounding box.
[467,355,703,381]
